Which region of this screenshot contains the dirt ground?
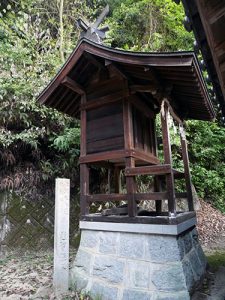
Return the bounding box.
[0,251,91,300]
[1,248,225,300]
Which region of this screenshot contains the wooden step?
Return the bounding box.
[86,192,187,203]
[125,164,185,178]
[125,164,172,176]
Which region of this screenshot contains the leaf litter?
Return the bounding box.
[0,251,91,300]
[197,199,225,250]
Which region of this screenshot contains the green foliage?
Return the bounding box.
[0,0,84,192]
[53,127,80,152]
[186,121,225,211]
[0,0,225,212]
[104,0,193,51]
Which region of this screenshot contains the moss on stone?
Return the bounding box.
[206,252,225,271]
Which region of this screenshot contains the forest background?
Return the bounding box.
[1,0,225,214]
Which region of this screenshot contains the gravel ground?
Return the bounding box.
[0,251,91,300]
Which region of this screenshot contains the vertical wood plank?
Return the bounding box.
[80,94,87,156]
[179,124,194,211]
[152,118,158,156]
[126,157,137,217]
[161,103,176,215]
[123,98,134,150]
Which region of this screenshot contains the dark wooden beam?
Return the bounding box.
[161,102,176,215]
[62,76,85,95]
[126,157,137,217]
[125,164,172,176]
[130,84,157,94]
[62,94,80,116]
[48,88,70,109]
[130,149,160,165]
[106,62,160,113]
[84,52,105,69]
[134,192,168,201]
[81,90,128,110]
[84,191,188,203]
[87,193,126,202]
[123,96,137,216]
[79,150,126,164]
[80,94,89,216]
[154,176,162,213]
[106,61,128,80]
[179,124,194,211]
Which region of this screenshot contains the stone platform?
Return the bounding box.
[70,217,207,300]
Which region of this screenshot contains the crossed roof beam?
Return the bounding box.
[77,5,110,43]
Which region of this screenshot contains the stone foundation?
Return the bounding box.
[70,219,207,300]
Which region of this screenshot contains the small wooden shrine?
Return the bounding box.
[38,38,215,225]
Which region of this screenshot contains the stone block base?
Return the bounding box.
[70,220,207,300]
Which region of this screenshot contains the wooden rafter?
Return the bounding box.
[106,60,128,80]
[84,52,105,70]
[129,84,157,94]
[61,76,85,95]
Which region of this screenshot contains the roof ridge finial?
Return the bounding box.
[77,4,110,44]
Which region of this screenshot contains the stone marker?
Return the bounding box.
[53,178,70,293]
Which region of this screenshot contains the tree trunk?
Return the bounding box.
[58,0,65,62]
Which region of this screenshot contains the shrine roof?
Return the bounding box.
[37,38,215,121]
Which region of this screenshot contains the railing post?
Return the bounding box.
[160,101,176,216]
[179,124,194,211]
[126,157,137,217]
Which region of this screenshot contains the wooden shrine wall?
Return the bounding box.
[132,106,155,155]
[86,103,124,154]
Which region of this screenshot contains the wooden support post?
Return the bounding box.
[126,157,137,217]
[123,98,137,217]
[152,118,158,157]
[80,95,87,156]
[179,124,194,211]
[160,102,176,216]
[123,98,134,150]
[80,94,89,216]
[154,176,162,213]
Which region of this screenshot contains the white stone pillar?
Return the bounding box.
[53,178,70,293]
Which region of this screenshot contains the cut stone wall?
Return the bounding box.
[70,223,207,300]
